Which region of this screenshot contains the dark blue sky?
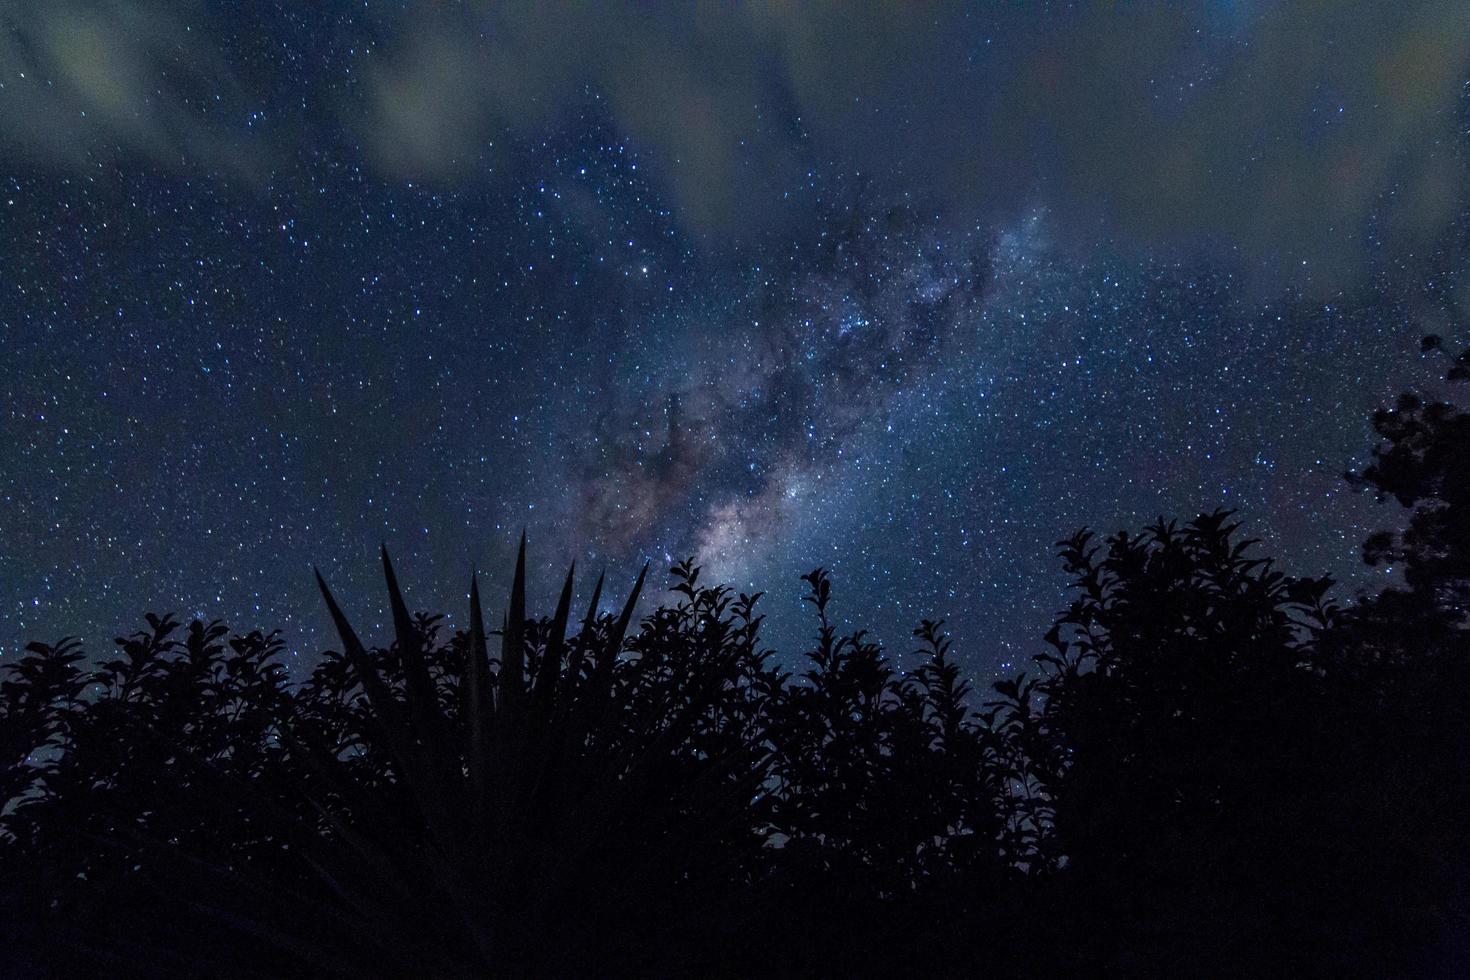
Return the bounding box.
[3,3,1467,677]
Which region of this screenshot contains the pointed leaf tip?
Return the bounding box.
[380,547,419,651]
[314,567,367,660]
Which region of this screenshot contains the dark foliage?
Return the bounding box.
[1348,335,1470,647]
[1022,513,1469,975]
[3,342,1470,977]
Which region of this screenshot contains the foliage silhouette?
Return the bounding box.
[1349,335,1470,643]
[3,342,1470,977]
[1018,512,1470,974]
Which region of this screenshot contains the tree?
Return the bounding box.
[1350,335,1470,636]
[1021,510,1467,974]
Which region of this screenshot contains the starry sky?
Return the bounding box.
[3,2,1469,678]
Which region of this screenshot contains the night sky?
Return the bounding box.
[4,3,1469,678]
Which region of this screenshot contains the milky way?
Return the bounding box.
[2,3,1467,677]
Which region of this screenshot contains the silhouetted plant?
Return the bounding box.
[6,340,1470,977]
[207,542,787,977]
[1349,335,1470,643]
[1008,509,1469,975]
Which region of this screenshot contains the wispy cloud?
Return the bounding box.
[0,1,264,178]
[4,3,1466,287]
[355,1,1470,286]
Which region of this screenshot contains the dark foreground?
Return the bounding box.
[3,341,1469,978]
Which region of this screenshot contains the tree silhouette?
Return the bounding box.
[1348,336,1470,654]
[3,343,1470,976]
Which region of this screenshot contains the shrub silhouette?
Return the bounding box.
[1017,514,1463,974]
[3,342,1470,977]
[1349,335,1470,650]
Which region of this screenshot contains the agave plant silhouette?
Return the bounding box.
[127,537,775,977]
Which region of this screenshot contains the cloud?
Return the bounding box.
[4,2,1466,283]
[994,2,1470,281]
[0,1,261,177]
[358,0,1470,285]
